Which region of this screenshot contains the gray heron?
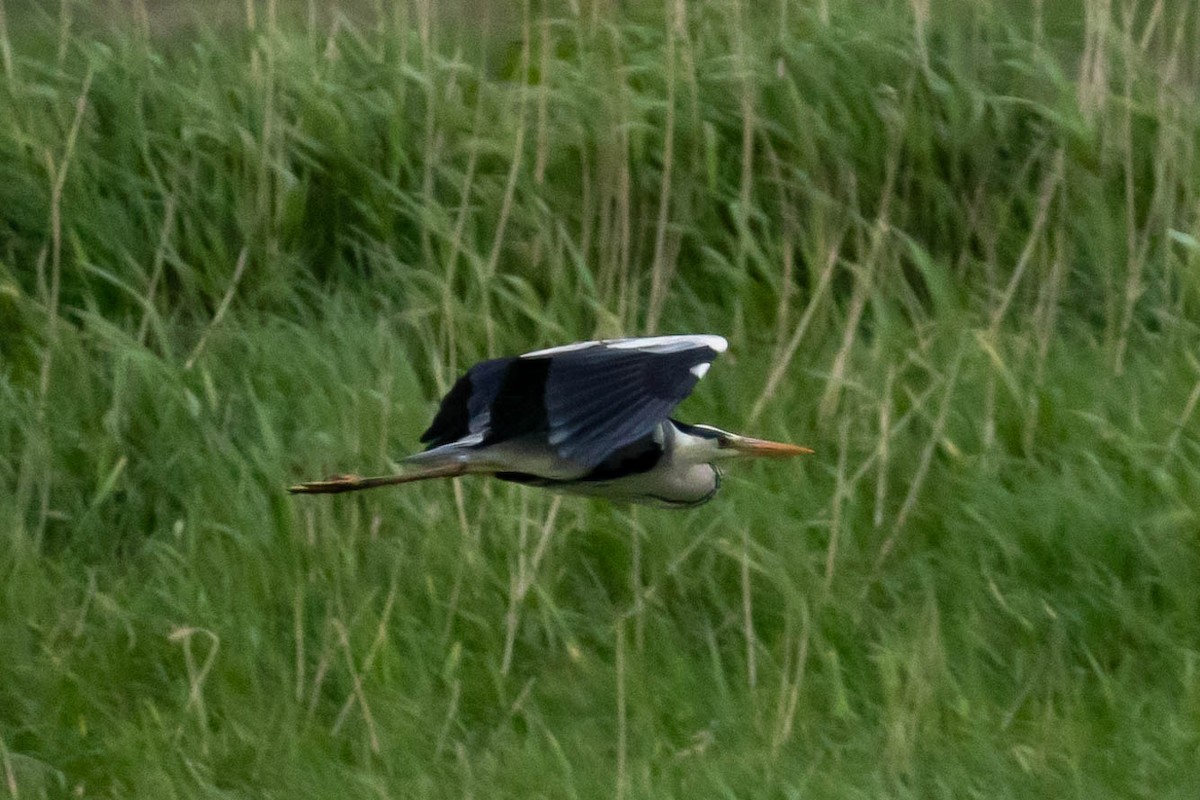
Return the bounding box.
[289,334,812,507]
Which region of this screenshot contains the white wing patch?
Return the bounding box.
[608,334,727,353]
[522,341,598,358]
[690,362,711,379]
[522,334,728,359]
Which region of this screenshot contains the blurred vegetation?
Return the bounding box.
[2,0,1199,797]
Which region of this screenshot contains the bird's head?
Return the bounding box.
[673,422,814,463]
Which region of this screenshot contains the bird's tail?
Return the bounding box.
[288,451,470,495]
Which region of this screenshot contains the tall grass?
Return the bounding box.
[2,0,1199,796]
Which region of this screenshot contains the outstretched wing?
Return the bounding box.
[536,335,726,463]
[420,335,727,466]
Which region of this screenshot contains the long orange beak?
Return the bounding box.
[723,434,814,458]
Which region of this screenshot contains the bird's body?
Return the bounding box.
[481,421,721,508]
[290,335,811,505]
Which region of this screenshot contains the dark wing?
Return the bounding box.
[419,356,516,448]
[420,356,554,448]
[539,336,726,464]
[420,335,727,467]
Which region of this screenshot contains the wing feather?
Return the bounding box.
[543,335,725,464]
[420,335,726,466]
[419,356,518,448]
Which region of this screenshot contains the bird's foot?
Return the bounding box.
[288,473,363,494]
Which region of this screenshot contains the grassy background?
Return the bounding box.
[3,0,1200,796]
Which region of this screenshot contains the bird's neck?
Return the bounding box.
[665,420,721,466]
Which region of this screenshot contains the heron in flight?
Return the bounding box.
[290,335,812,507]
